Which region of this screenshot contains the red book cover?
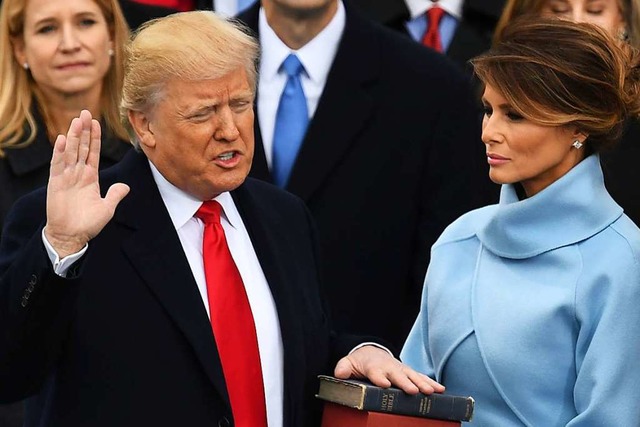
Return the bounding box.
[322,402,462,427]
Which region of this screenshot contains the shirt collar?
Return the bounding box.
[258,0,346,85]
[405,0,463,19]
[148,160,241,230]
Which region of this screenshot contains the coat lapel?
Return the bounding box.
[109,151,230,407]
[286,8,377,201]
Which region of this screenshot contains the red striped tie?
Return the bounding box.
[196,201,268,427]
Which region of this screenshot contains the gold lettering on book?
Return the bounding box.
[380,392,395,412]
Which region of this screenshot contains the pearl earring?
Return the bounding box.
[108,48,114,57]
[22,62,29,70]
[572,140,583,149]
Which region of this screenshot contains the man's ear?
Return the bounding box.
[128,110,156,148]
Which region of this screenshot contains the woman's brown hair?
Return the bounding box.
[473,18,640,153]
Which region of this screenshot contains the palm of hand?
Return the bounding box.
[44,110,130,257]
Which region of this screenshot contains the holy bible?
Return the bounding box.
[316,375,473,423]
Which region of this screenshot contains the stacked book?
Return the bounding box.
[316,375,474,427]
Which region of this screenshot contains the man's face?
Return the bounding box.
[132,68,255,200]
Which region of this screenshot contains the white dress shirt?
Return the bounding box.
[215,0,256,17]
[405,0,462,19]
[257,0,346,168]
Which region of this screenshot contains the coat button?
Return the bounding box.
[218,416,231,427]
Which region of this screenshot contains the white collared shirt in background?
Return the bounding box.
[257,0,346,168]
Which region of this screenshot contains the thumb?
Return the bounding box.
[104,183,130,210]
[334,356,355,379]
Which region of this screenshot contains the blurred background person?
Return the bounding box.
[495,0,640,225]
[0,0,178,30]
[349,0,507,74]
[238,0,497,351]
[402,18,640,425]
[127,0,255,15]
[118,0,179,29]
[0,0,130,422]
[0,0,131,235]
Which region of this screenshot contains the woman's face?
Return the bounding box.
[12,0,113,99]
[481,84,585,197]
[540,0,625,37]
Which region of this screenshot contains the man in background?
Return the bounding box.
[239,0,497,350]
[351,0,506,73]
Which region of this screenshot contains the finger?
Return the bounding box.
[104,183,130,212]
[63,116,83,166]
[333,357,355,379]
[77,110,93,165]
[409,370,445,394]
[364,369,393,389]
[49,134,67,176]
[86,118,102,169]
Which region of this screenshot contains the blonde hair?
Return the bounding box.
[121,11,259,146]
[474,18,640,153]
[494,0,640,48]
[0,0,130,157]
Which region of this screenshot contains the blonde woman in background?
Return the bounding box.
[495,0,640,45]
[0,0,131,233]
[494,0,640,226]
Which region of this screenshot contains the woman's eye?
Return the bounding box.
[506,111,523,121]
[79,19,97,27]
[36,25,56,34]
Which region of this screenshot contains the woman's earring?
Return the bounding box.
[108,48,114,57]
[22,62,29,70]
[618,27,629,41]
[572,140,583,149]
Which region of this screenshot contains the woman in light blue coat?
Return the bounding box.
[401,18,640,426]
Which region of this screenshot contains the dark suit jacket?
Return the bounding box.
[0,150,361,427]
[601,119,640,226]
[239,2,498,349]
[349,0,506,73]
[0,108,130,238]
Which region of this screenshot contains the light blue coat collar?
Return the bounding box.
[478,155,623,259]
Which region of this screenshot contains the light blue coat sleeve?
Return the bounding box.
[568,222,640,425]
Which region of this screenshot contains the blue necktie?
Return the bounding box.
[272,54,308,188]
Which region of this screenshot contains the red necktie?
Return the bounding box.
[422,6,445,53]
[196,201,268,427]
[130,0,194,12]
